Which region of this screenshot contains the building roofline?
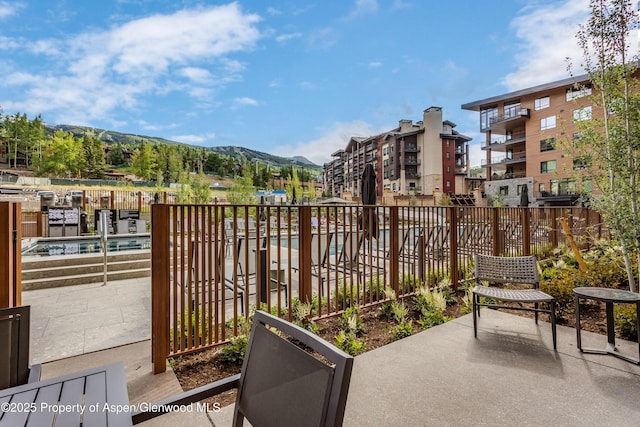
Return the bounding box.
[461,73,589,111]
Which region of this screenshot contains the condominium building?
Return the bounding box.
[462,74,594,207]
[323,107,471,199]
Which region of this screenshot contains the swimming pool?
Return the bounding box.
[22,234,151,257]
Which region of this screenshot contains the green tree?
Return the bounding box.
[109,142,126,166]
[131,142,156,181]
[566,0,640,291]
[285,167,304,203]
[34,130,83,177]
[227,167,256,205]
[81,132,106,179]
[154,144,183,183]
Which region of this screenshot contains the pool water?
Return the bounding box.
[22,235,151,257]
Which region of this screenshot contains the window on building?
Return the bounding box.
[446,165,451,173]
[383,147,387,155]
[566,85,592,101]
[539,183,546,194]
[540,115,556,130]
[541,160,557,174]
[383,172,388,179]
[445,140,450,147]
[504,100,521,118]
[583,177,592,193]
[517,184,527,195]
[480,106,498,130]
[551,178,576,195]
[390,169,394,177]
[499,186,509,195]
[540,138,556,152]
[573,155,591,170]
[445,152,450,160]
[392,183,396,191]
[573,132,582,141]
[446,180,451,188]
[409,182,416,189]
[534,96,550,110]
[573,106,592,121]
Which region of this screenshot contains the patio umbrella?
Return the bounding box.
[520,184,530,207]
[360,164,378,239]
[291,187,297,205]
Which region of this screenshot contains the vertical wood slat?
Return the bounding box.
[151,203,170,374]
[298,205,312,304]
[0,202,21,309]
[388,206,399,295]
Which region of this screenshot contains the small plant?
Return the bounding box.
[333,281,359,309]
[339,307,364,335]
[389,300,409,324]
[364,275,388,303]
[380,288,397,318]
[391,321,414,341]
[218,335,248,365]
[417,309,447,329]
[460,286,474,315]
[292,301,319,334]
[413,285,447,314]
[334,330,366,356]
[615,304,638,340]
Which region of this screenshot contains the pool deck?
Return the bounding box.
[22,277,640,426]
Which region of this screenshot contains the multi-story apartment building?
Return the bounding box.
[323,149,346,197]
[323,107,471,199]
[462,74,593,207]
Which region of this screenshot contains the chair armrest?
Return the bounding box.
[132,373,240,424]
[28,364,42,383]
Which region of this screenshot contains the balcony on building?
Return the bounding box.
[488,107,530,134]
[404,157,421,166]
[403,145,420,153]
[405,171,421,179]
[482,130,526,150]
[406,185,422,192]
[481,153,526,167]
[488,171,526,181]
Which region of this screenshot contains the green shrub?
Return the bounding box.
[388,300,409,324]
[460,286,474,315]
[333,282,360,309]
[292,301,320,334]
[615,304,638,340]
[413,286,447,314]
[364,275,388,303]
[218,335,248,365]
[391,321,414,341]
[334,330,366,356]
[339,307,364,335]
[417,310,448,329]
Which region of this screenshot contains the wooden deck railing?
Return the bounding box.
[150,203,606,373]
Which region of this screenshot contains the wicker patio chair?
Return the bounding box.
[133,310,354,426]
[473,254,557,349]
[0,305,41,390]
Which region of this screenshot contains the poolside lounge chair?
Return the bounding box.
[473,254,557,349]
[133,310,354,426]
[0,306,41,390]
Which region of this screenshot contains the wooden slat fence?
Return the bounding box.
[149,204,607,373]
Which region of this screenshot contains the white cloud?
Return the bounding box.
[345,0,378,19]
[368,61,382,68]
[0,1,22,19]
[308,27,338,49]
[172,133,217,145]
[272,120,379,165]
[1,3,262,125]
[233,97,259,108]
[276,32,302,43]
[502,0,590,90]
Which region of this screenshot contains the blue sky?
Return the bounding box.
[1,0,597,167]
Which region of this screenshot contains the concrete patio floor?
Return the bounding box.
[24,279,640,426]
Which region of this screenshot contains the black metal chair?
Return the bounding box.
[0,305,41,390]
[473,254,557,349]
[133,310,354,426]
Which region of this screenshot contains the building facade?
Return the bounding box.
[462,75,594,207]
[323,107,471,199]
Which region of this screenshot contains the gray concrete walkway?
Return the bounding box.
[22,277,151,364]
